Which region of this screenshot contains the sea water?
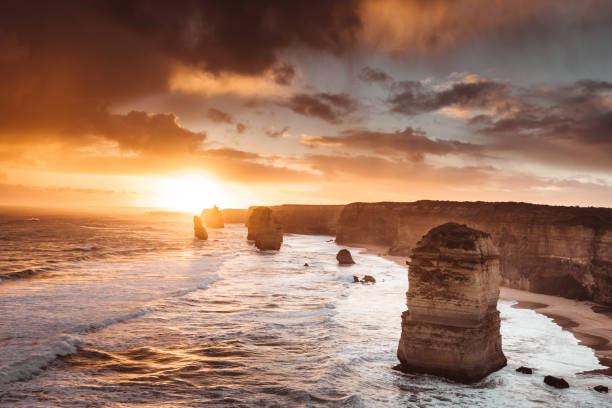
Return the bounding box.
[0,213,610,407]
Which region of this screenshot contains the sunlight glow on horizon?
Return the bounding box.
[151,175,228,214]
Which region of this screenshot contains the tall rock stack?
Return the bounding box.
[193,215,208,240]
[247,207,283,250]
[397,222,506,383]
[202,205,224,228]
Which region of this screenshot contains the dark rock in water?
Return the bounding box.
[516,366,533,374]
[361,275,376,284]
[193,215,208,240]
[594,385,608,393]
[397,223,507,383]
[353,275,360,283]
[247,207,283,250]
[201,205,224,228]
[304,263,309,267]
[544,375,569,389]
[392,363,404,371]
[336,249,355,265]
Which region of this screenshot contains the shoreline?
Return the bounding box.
[358,243,612,375]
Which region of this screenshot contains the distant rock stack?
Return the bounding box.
[202,205,224,228]
[193,215,208,240]
[247,207,283,250]
[397,222,507,383]
[336,249,355,264]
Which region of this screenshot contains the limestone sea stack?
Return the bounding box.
[193,215,208,240]
[247,207,283,250]
[397,222,507,383]
[202,205,224,228]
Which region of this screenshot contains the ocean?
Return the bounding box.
[0,212,610,407]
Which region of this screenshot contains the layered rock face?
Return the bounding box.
[397,223,507,383]
[336,201,612,303]
[247,207,283,250]
[193,215,208,240]
[201,205,224,228]
[246,205,344,236]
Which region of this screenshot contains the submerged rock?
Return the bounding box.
[247,207,283,250]
[362,275,376,284]
[336,249,355,265]
[594,385,608,393]
[397,222,507,383]
[201,205,224,228]
[544,375,569,389]
[193,215,208,240]
[516,366,533,374]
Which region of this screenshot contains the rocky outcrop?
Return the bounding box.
[516,366,533,374]
[397,223,507,383]
[336,201,612,303]
[246,205,344,236]
[594,385,608,393]
[201,205,224,228]
[544,375,569,389]
[336,249,355,264]
[247,207,283,250]
[193,215,208,240]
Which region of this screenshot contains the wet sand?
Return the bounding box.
[359,243,612,375]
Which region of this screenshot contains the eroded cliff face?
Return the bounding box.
[397,223,506,383]
[247,207,283,250]
[337,201,612,303]
[221,209,248,224]
[246,205,344,236]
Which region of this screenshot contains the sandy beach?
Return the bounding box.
[360,243,612,375]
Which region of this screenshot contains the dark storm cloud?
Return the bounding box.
[359,67,392,83]
[302,127,482,161]
[473,80,612,147]
[205,108,247,133]
[388,79,511,115]
[206,108,234,124]
[0,0,360,152]
[271,63,297,86]
[283,93,358,123]
[92,111,207,155]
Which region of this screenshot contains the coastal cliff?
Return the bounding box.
[397,223,506,382]
[336,201,612,303]
[221,209,248,224]
[246,205,344,236]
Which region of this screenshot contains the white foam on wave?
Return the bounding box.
[172,274,223,297]
[0,335,82,385]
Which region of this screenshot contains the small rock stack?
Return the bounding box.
[193,215,208,240]
[397,222,507,383]
[247,207,283,250]
[202,205,224,228]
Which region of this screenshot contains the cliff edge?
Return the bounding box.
[336,201,612,303]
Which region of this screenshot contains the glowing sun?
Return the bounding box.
[152,175,226,213]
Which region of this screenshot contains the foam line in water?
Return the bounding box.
[0,335,82,385]
[172,274,223,297]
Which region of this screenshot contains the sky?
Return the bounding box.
[1,0,612,212]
